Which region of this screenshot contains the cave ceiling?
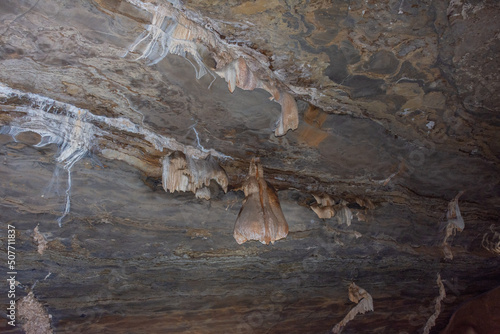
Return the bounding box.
[1,0,500,333]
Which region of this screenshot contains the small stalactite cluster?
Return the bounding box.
[216,58,299,136]
[0,96,96,226]
[123,2,215,82]
[233,158,289,245]
[161,151,228,199]
[0,84,228,226]
[331,282,374,333]
[310,194,335,219]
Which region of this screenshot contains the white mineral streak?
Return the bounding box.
[422,274,446,334]
[332,282,374,333]
[0,84,229,159]
[123,1,216,85]
[0,83,230,225]
[33,225,48,255]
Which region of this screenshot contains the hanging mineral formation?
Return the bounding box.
[233,158,289,244]
[310,193,336,219]
[0,84,228,225]
[422,274,446,334]
[161,151,228,199]
[124,1,299,137]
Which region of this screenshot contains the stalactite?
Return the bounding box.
[125,1,300,137]
[0,83,229,225]
[355,198,375,210]
[274,91,299,137]
[0,103,95,226]
[310,193,335,219]
[161,151,228,197]
[332,282,374,334]
[233,158,289,244]
[216,58,299,137]
[446,190,465,230]
[195,187,211,200]
[124,1,216,84]
[0,84,229,160]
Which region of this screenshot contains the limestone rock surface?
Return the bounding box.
[1,0,499,333]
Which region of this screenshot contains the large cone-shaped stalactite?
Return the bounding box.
[233,158,289,245]
[0,0,499,333]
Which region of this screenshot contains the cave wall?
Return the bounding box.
[1,0,499,333]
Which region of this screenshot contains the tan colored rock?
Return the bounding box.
[274,91,299,137]
[332,282,374,333]
[18,291,53,334]
[313,194,334,207]
[441,286,500,334]
[310,193,336,219]
[234,158,289,244]
[33,225,48,255]
[311,204,335,219]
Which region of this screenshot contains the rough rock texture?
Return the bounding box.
[0,0,499,333]
[233,158,289,245]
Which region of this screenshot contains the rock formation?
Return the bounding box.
[332,282,374,333]
[0,0,499,333]
[233,158,289,244]
[161,151,228,198]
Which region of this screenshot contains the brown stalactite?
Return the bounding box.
[233,158,289,244]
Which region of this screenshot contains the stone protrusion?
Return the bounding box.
[332,282,374,334]
[311,193,336,219]
[162,151,228,195]
[217,57,299,137]
[233,158,289,244]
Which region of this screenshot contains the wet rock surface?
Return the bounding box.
[0,0,499,333]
